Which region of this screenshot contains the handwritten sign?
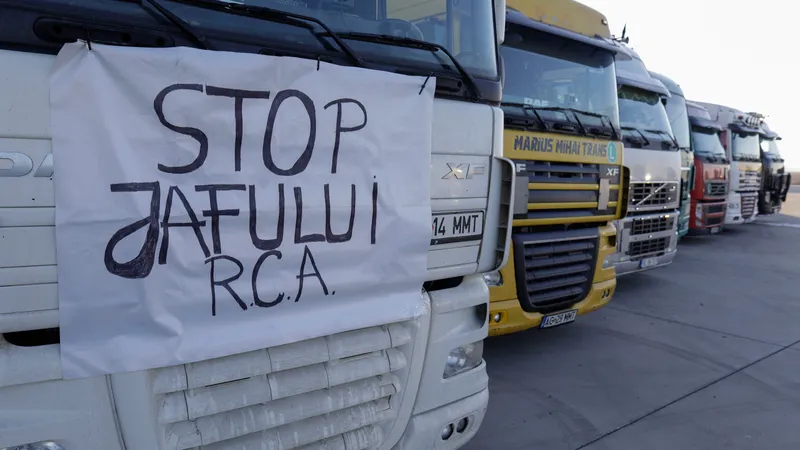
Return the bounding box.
[51,42,434,378]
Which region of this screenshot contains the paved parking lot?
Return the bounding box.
[465,188,800,450]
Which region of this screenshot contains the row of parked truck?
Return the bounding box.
[0,0,790,450]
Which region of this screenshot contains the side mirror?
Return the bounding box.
[495,0,506,44]
[498,52,505,87]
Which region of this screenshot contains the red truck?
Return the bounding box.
[686,101,730,234]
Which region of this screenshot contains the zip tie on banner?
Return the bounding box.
[419,73,433,95]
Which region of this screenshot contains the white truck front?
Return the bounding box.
[0,1,513,450]
[604,45,681,275]
[695,103,762,225]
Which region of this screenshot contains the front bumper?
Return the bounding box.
[488,278,616,336]
[608,211,679,276]
[725,191,758,225]
[689,198,726,233]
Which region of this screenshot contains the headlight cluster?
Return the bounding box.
[443,340,484,379]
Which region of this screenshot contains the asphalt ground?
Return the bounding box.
[464,188,800,450]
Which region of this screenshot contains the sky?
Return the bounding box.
[577,0,798,169]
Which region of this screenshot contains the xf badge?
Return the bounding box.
[442,163,486,180]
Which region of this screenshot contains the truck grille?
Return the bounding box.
[628,236,670,259]
[152,322,413,450]
[706,203,725,215]
[630,215,675,236]
[706,216,724,226]
[706,181,728,197]
[739,170,761,190]
[741,193,757,219]
[630,182,679,208]
[513,160,620,221]
[512,232,598,314]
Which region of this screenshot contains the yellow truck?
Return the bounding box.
[487,0,628,335]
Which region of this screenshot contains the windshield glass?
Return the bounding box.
[691,129,726,158]
[731,133,760,161]
[178,0,498,78]
[761,138,783,161]
[499,24,619,128]
[665,95,691,149]
[617,85,674,144]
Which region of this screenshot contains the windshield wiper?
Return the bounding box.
[332,33,481,101]
[142,0,212,49]
[621,126,650,146]
[644,129,680,149]
[173,0,363,67]
[532,107,591,136]
[501,102,548,130]
[565,109,619,139]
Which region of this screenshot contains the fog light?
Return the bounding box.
[492,313,502,323]
[482,271,502,287]
[456,417,469,433]
[443,340,484,379]
[441,424,454,440]
[2,442,65,450]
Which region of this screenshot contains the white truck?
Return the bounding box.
[604,43,682,275]
[0,1,513,449]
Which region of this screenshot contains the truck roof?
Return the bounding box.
[614,43,671,97]
[649,71,685,98]
[686,101,723,131]
[505,0,620,54]
[506,0,612,39]
[694,101,762,134]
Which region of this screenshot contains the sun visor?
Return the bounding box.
[506,8,622,55]
[689,116,723,132]
[616,73,671,97]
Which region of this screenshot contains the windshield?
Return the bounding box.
[499,24,620,130]
[175,0,498,78]
[761,138,783,161]
[731,133,760,161]
[617,85,675,148]
[691,129,726,159]
[665,95,691,150]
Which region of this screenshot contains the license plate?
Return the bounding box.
[710,227,721,234]
[541,310,578,329]
[639,257,659,269]
[431,211,484,245]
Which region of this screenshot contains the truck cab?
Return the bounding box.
[696,102,762,225]
[486,0,628,336]
[605,44,681,275]
[0,1,513,449]
[751,115,790,214]
[649,71,693,240]
[686,101,730,233]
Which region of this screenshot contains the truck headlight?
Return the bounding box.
[443,340,484,379]
[2,442,65,450]
[482,271,503,287]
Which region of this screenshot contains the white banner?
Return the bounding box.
[51,42,434,379]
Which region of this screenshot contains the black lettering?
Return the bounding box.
[205,255,245,316]
[205,86,271,172]
[295,245,329,303]
[159,186,211,265]
[453,216,463,234]
[323,98,367,173]
[249,184,285,251]
[371,181,378,245]
[251,250,285,308]
[154,84,208,174]
[293,186,325,244]
[263,89,316,176]
[324,183,356,243]
[104,182,160,279]
[195,184,246,254]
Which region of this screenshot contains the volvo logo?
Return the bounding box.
[442,163,486,180]
[0,152,54,178]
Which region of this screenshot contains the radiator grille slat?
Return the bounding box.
[155,322,413,450]
[630,182,679,207]
[706,181,728,197]
[630,216,675,236]
[513,233,598,314]
[627,237,670,259]
[741,193,757,219]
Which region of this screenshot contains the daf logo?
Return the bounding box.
[606,167,620,177]
[442,163,486,180]
[0,152,54,178]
